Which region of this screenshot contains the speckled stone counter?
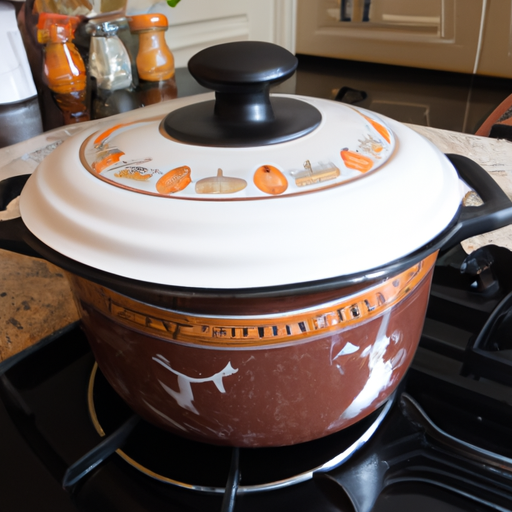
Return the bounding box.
[2,115,512,366]
[0,249,78,364]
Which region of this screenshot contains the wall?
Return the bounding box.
[131,0,296,68]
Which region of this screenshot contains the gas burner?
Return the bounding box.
[85,362,394,492]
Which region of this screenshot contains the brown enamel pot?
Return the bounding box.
[2,124,512,449]
[67,253,436,447]
[2,43,512,448]
[1,143,512,448]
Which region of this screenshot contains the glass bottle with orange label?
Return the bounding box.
[37,13,89,124]
[128,13,177,106]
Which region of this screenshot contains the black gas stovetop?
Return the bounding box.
[1,244,512,512]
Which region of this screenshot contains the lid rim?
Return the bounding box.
[19,100,463,289]
[19,212,457,302]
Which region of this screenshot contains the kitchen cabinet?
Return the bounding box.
[296,0,512,78]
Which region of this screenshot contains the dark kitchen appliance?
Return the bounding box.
[1,242,512,512]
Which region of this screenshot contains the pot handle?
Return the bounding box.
[440,153,512,251]
[0,174,41,258]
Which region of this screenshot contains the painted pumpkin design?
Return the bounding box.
[362,114,391,144]
[94,123,130,148]
[195,169,247,194]
[92,148,125,173]
[156,166,192,194]
[350,108,392,145]
[341,150,374,173]
[253,165,288,195]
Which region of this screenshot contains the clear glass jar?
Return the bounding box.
[88,20,133,91]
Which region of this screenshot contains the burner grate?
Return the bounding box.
[84,362,394,492]
[462,290,512,386]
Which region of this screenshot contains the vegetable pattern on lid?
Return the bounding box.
[80,105,395,201]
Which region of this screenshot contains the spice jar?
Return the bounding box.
[87,18,137,119]
[37,12,89,124]
[128,13,177,106]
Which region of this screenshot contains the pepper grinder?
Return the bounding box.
[87,18,138,119]
[128,13,177,106]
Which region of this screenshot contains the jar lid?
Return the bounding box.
[127,13,168,32]
[37,13,80,43]
[19,43,463,290]
[87,19,121,37]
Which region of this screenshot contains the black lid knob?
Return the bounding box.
[189,41,298,91]
[163,41,322,147]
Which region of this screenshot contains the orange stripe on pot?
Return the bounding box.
[68,252,437,348]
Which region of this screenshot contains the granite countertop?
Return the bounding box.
[2,114,512,367]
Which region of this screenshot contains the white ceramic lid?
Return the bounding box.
[19,92,463,290]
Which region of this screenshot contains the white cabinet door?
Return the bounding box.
[295,0,487,75]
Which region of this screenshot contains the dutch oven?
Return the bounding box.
[1,42,512,447]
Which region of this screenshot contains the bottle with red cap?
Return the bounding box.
[128,13,177,106]
[37,12,89,124]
